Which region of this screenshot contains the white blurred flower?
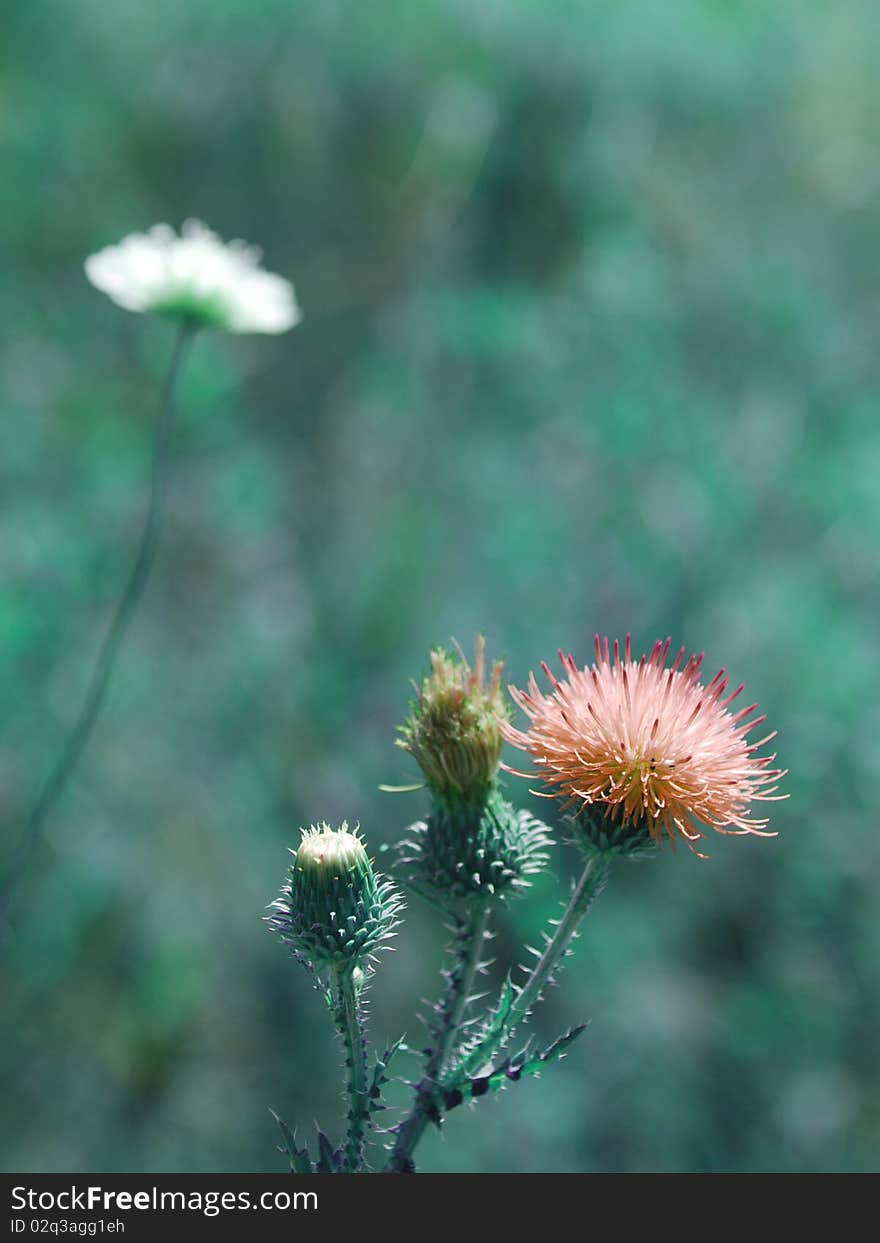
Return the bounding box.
[84,220,301,334]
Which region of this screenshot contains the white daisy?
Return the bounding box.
[84,219,301,334]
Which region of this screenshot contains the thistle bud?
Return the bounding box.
[269,822,403,972]
[395,638,552,904]
[398,636,508,810]
[401,788,552,902]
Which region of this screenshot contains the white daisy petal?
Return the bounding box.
[84,221,301,334]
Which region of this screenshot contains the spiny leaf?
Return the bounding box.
[533,1022,589,1066]
[441,1022,590,1111]
[369,1034,407,1112]
[444,973,514,1084]
[269,1109,313,1174]
[316,1128,342,1174]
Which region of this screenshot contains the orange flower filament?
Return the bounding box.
[502,636,786,853]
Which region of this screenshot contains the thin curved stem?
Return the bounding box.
[0,324,195,942]
[386,899,491,1173]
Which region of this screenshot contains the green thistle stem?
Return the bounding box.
[334,968,370,1173]
[386,899,491,1173]
[0,324,195,946]
[453,853,611,1083]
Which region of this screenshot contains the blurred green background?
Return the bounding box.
[2,0,878,1173]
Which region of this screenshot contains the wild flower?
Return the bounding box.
[85,219,300,333]
[503,635,786,854]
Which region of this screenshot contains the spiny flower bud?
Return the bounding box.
[400,787,552,903]
[395,638,552,904]
[268,822,403,972]
[398,636,508,810]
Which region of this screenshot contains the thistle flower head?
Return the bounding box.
[85,219,301,334]
[502,635,787,857]
[268,822,403,973]
[398,636,509,808]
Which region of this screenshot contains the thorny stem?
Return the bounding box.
[386,899,491,1173]
[0,324,195,947]
[334,968,370,1173]
[453,853,611,1084]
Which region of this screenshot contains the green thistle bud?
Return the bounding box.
[398,636,508,811]
[401,787,552,902]
[268,822,403,973]
[395,638,553,905]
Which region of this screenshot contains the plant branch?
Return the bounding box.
[449,853,610,1085]
[386,898,491,1173]
[0,324,195,945]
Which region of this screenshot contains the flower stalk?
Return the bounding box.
[386,899,491,1173]
[0,323,195,943]
[333,967,370,1173]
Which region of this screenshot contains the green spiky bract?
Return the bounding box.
[567,809,660,859]
[399,786,553,904]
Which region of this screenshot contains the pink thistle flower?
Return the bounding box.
[501,635,787,856]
